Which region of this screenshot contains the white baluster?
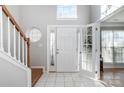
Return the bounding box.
[18,32,21,63]
[25,41,28,67]
[0,7,4,51]
[7,17,11,55]
[13,25,16,59]
[22,37,25,65]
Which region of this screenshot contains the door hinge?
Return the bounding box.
[96,28,98,31]
[96,49,97,52]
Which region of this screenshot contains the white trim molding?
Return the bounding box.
[31,66,45,73]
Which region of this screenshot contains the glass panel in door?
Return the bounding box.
[81,26,93,75]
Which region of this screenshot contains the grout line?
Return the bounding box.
[44,75,49,87]
[35,72,106,87]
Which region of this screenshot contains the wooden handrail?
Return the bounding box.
[27,38,31,68]
[0,5,31,68]
[1,5,27,41]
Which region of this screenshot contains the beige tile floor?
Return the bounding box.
[35,73,105,87]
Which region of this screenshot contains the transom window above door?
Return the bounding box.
[56,5,78,20]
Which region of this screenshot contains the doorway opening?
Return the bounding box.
[47,25,81,73]
[47,25,99,79]
[100,26,124,86]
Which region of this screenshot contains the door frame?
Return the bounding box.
[99,25,124,79]
[47,25,84,73]
[79,23,100,79]
[47,24,100,79]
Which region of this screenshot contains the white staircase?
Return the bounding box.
[0,5,31,87]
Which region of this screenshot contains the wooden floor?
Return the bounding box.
[31,68,43,87]
[100,68,124,87]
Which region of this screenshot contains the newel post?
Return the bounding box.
[27,38,31,68]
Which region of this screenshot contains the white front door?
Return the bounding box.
[56,27,78,72]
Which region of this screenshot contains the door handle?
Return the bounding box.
[56,49,59,54]
[56,51,59,54]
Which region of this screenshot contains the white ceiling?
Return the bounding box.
[105,7,124,22]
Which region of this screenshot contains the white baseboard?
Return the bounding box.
[31,66,45,73]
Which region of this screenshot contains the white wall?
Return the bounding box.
[6,5,101,29]
[18,5,91,69]
[6,6,21,26]
[90,5,101,23]
[0,52,31,87]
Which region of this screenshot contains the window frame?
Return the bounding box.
[56,5,78,20]
[101,30,124,63]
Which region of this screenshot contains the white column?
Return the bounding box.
[7,17,11,55]
[18,32,21,63]
[0,7,4,51]
[22,37,25,65]
[13,25,16,59]
[25,41,28,67]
